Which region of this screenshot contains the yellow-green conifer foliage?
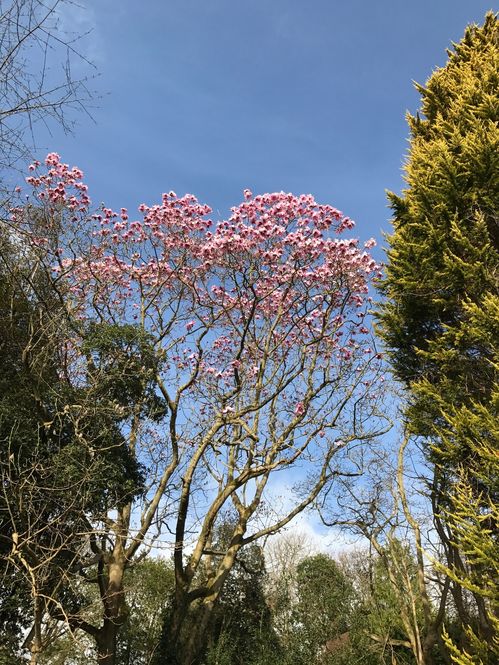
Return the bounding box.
[379,13,498,663]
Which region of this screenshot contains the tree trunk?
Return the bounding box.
[156,528,244,664]
[154,586,190,665]
[156,591,219,665]
[96,621,118,665]
[181,598,216,665]
[94,553,127,665]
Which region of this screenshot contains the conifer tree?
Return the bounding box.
[378,13,498,662]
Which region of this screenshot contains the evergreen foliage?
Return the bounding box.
[292,553,353,661]
[378,12,499,662]
[205,542,277,665]
[0,227,145,660]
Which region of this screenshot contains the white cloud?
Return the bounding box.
[265,511,362,558]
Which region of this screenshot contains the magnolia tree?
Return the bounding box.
[6,154,386,665]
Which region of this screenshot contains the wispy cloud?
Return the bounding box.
[54,0,104,66]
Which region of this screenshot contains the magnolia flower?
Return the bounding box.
[294,402,305,416]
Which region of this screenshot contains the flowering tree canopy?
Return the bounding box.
[7,153,385,664]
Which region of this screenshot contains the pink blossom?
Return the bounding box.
[45,153,61,166]
[12,153,384,427]
[294,402,305,416]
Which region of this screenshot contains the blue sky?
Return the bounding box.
[30,0,494,553]
[37,0,494,259]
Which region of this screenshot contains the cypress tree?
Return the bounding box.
[378,13,498,661]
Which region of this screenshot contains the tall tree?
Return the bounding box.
[0,207,144,663]
[378,12,498,660]
[0,13,98,650]
[4,153,386,664]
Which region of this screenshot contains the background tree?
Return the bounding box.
[291,553,353,664]
[117,558,175,665]
[36,558,174,665]
[0,0,95,174]
[265,532,314,658]
[0,211,144,663]
[202,521,278,665]
[319,442,451,665]
[0,14,97,656]
[0,223,90,664]
[378,12,498,660]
